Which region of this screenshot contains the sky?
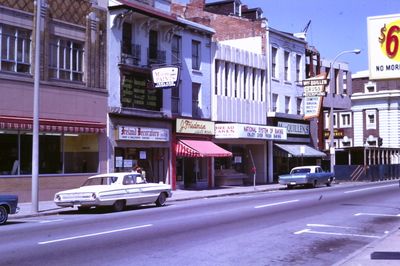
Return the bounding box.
[177,0,400,73]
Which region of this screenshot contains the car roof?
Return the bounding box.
[87,172,140,179]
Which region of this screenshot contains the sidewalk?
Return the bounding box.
[9,182,400,265]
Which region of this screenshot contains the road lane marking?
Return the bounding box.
[294,228,381,239]
[254,199,299,209]
[307,223,357,229]
[354,213,400,217]
[39,219,64,224]
[38,224,152,245]
[344,184,397,194]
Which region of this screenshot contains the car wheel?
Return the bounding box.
[155,192,167,207]
[112,200,126,212]
[326,178,332,187]
[311,180,317,188]
[0,206,8,225]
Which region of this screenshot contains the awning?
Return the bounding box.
[0,116,106,134]
[176,140,232,158]
[275,144,327,157]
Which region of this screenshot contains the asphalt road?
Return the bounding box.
[1,181,400,266]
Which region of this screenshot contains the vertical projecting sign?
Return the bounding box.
[302,74,328,119]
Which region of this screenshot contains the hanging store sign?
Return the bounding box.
[215,123,287,140]
[302,74,327,119]
[151,66,180,89]
[176,118,215,135]
[368,14,400,79]
[117,126,169,141]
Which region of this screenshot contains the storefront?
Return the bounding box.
[108,116,171,184]
[172,118,231,189]
[0,115,105,176]
[272,119,326,180]
[214,123,287,184]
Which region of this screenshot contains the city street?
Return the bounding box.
[1,181,400,266]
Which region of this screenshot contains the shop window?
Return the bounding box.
[0,132,98,176]
[49,37,84,82]
[0,24,31,73]
[64,134,99,173]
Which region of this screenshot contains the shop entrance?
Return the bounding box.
[176,157,208,189]
[114,147,168,183]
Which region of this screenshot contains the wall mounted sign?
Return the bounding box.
[151,66,180,89]
[215,123,287,140]
[117,126,169,142]
[302,74,327,119]
[277,121,310,135]
[176,118,215,135]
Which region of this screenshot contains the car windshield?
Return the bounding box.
[291,168,311,174]
[82,176,118,186]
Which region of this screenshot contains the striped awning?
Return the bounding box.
[0,116,106,134]
[176,139,232,158]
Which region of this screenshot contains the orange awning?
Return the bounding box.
[176,140,232,158]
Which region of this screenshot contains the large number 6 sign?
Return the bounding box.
[386,25,400,58]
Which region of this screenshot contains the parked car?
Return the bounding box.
[0,194,19,225]
[54,172,172,212]
[278,165,334,189]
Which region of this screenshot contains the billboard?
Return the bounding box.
[368,14,400,80]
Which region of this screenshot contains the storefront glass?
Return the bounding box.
[0,132,99,176]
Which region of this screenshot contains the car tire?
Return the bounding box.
[287,184,294,190]
[0,206,8,225]
[326,178,332,187]
[155,192,167,207]
[112,200,126,212]
[311,180,317,188]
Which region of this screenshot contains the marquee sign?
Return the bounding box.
[215,123,287,140]
[368,13,400,79]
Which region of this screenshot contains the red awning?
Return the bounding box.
[0,116,106,134]
[176,140,232,158]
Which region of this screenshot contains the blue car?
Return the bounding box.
[0,195,19,225]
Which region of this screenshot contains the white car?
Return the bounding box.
[54,172,172,211]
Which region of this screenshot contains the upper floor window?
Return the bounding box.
[192,82,201,118]
[364,82,376,93]
[192,40,201,70]
[49,37,84,82]
[340,112,352,128]
[285,96,290,113]
[0,24,31,74]
[272,93,278,111]
[366,110,376,129]
[324,111,338,129]
[296,54,301,81]
[271,47,277,79]
[171,35,181,65]
[284,51,290,81]
[296,97,302,115]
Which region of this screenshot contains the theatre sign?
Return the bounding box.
[368,14,400,80]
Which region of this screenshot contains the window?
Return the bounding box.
[296,98,302,115]
[342,71,348,95]
[49,37,84,81]
[252,68,257,100]
[272,93,278,111]
[172,81,181,114]
[366,110,376,129]
[260,70,265,101]
[215,60,219,94]
[364,82,376,93]
[171,35,181,65]
[192,83,201,118]
[284,51,290,81]
[149,30,158,63]
[244,67,248,99]
[324,111,338,129]
[271,47,277,78]
[122,22,132,55]
[192,40,200,70]
[234,64,239,98]
[340,112,352,128]
[225,62,229,96]
[0,24,31,73]
[285,96,290,113]
[296,54,301,81]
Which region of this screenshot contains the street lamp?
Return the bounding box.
[329,49,361,174]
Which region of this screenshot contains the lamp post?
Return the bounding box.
[329,49,361,174]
